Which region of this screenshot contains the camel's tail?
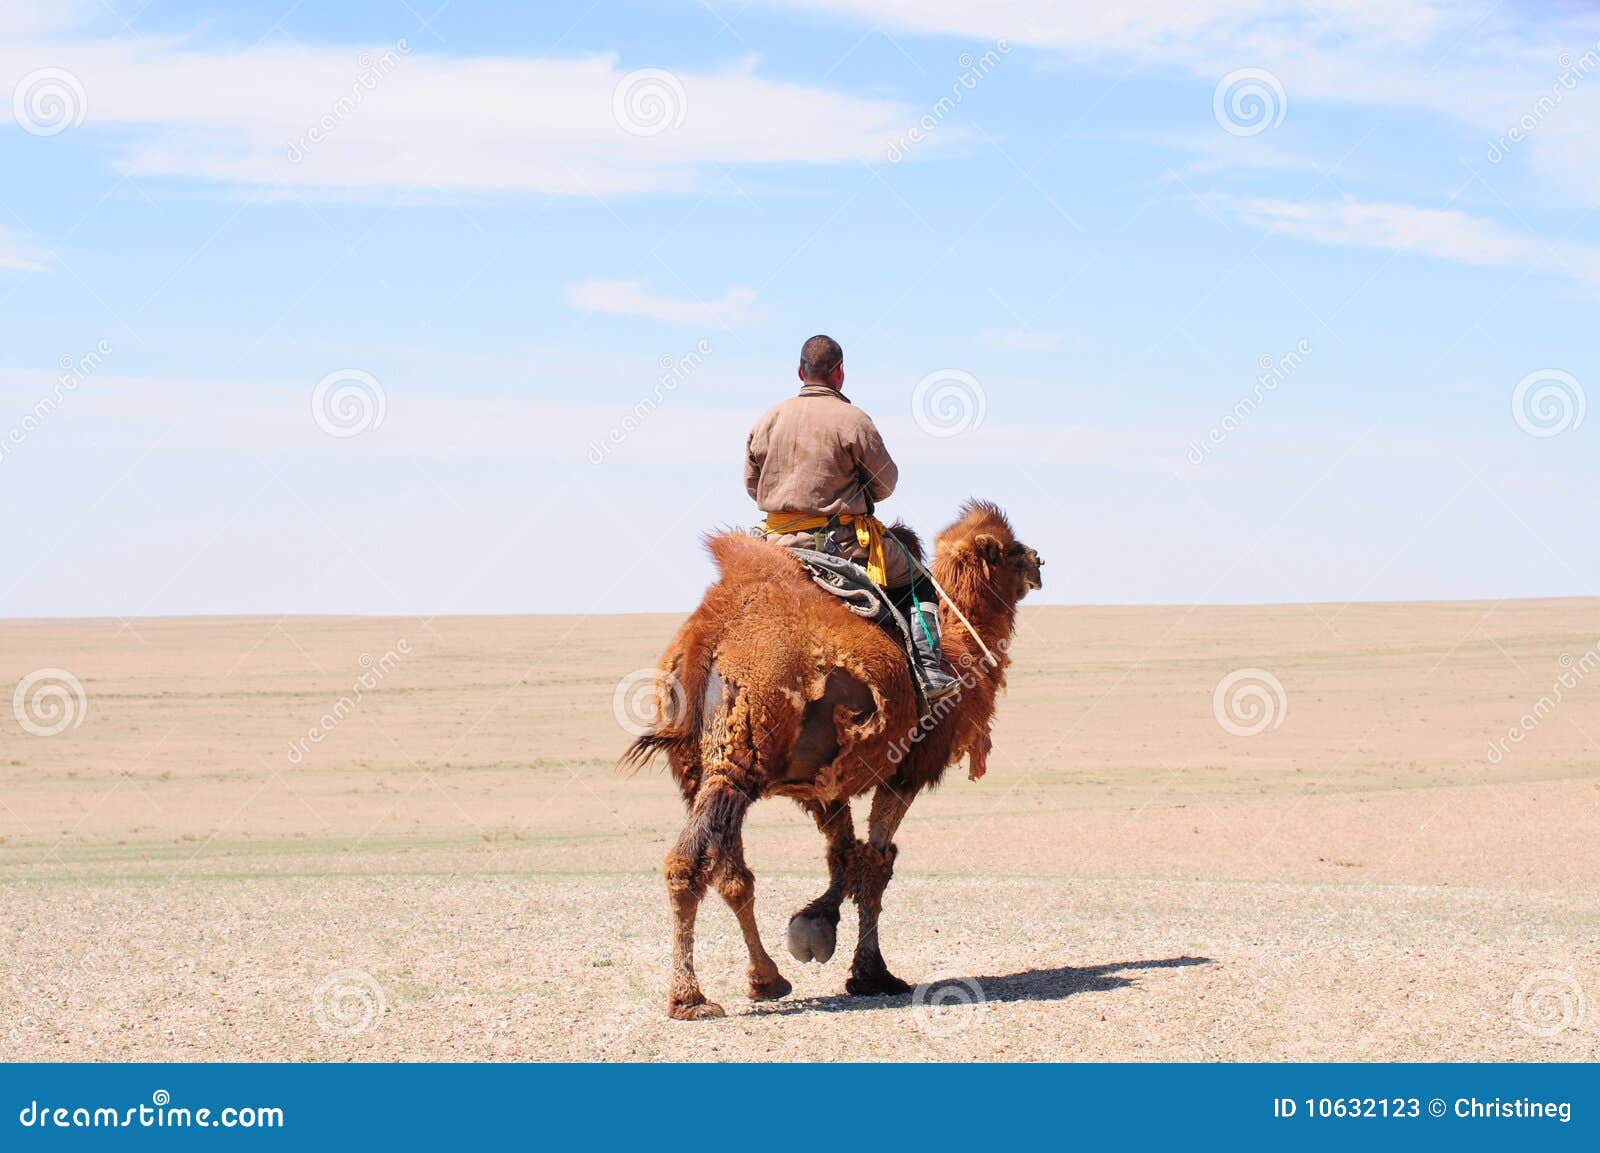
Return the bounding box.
[617,684,698,775]
[617,728,689,774]
[616,630,715,779]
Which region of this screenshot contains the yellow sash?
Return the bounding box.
[762,512,888,586]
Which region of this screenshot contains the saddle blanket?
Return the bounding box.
[784,546,931,718]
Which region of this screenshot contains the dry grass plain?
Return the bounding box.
[2,599,1597,1061]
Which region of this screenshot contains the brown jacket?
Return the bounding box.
[744,383,898,517]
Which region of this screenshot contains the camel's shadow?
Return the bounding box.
[762,955,1213,1016]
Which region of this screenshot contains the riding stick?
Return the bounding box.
[910,556,1000,669]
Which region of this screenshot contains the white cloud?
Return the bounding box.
[0,30,923,198]
[0,0,89,36]
[568,280,762,328]
[1146,132,1343,182]
[777,0,1348,54]
[814,0,1600,280]
[0,228,49,272]
[770,1,1600,206]
[769,1,1506,108]
[978,328,1061,351]
[10,3,1600,215]
[1218,195,1600,286]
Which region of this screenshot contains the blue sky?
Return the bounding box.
[2,0,1597,617]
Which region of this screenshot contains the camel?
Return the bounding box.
[621,500,1043,1019]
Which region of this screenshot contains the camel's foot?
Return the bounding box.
[667,996,726,1021]
[786,911,838,964]
[846,968,912,997]
[748,970,793,1002]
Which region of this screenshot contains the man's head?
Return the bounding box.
[798,334,844,389]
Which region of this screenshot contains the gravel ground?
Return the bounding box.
[2,603,1597,1060]
[3,874,1594,1061]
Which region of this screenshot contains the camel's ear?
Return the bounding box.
[973,534,1004,565]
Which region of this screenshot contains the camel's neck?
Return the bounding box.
[957,598,1017,668]
[933,562,1019,674]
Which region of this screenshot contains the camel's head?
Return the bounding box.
[936,500,1044,602]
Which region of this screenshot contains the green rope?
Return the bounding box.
[889,533,938,651]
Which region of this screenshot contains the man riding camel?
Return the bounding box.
[745,334,959,700]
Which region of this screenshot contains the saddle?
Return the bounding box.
[785,547,932,720]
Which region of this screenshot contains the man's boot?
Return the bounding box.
[908,600,961,702]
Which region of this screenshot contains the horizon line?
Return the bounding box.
[2,592,1596,627]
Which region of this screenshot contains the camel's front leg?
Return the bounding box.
[786,798,854,964]
[845,783,914,996]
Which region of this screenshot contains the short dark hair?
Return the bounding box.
[799,335,843,382]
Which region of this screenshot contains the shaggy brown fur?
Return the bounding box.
[622,500,1043,1019]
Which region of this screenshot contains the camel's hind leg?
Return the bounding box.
[846,783,914,997]
[786,798,854,964]
[662,667,794,1018]
[664,779,750,1020]
[712,829,791,1002]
